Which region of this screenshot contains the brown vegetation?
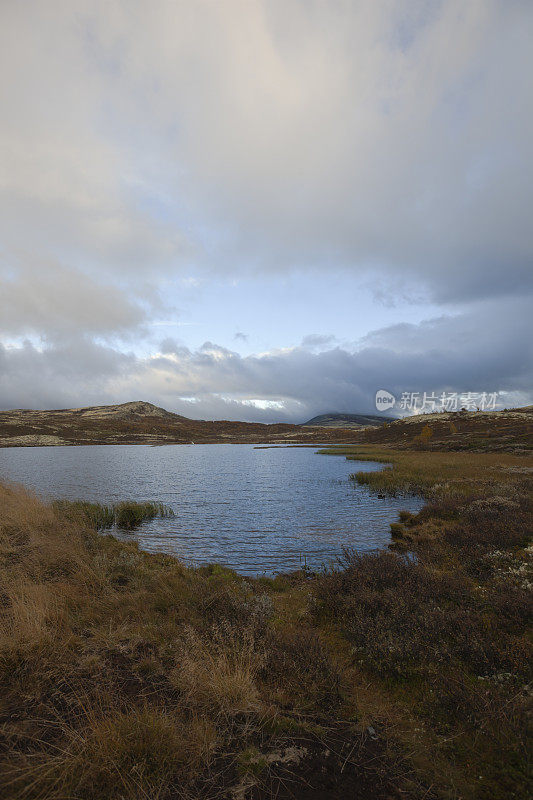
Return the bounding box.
[0,483,423,799]
[357,406,533,452]
[0,401,359,447]
[0,433,531,798]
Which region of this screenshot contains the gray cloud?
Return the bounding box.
[88,0,532,302]
[0,338,134,410]
[1,299,530,419]
[0,1,532,414]
[1,0,532,319]
[0,258,147,338]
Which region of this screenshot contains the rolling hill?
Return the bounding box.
[302,412,396,428]
[357,406,533,452]
[0,401,360,447]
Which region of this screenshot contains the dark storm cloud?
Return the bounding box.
[2,298,529,419]
[0,339,135,410]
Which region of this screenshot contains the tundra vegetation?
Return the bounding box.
[0,443,531,798]
[0,401,360,448]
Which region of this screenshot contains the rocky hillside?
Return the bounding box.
[358,406,533,452]
[0,401,359,447]
[303,412,396,428]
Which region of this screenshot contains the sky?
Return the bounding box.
[0,0,532,422]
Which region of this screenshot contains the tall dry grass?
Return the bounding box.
[2,482,405,800]
[0,455,531,800]
[0,484,92,660]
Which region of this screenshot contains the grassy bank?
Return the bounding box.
[319,445,532,497]
[0,445,531,799]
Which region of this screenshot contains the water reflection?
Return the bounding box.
[0,444,423,575]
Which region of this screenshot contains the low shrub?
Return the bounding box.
[260,626,343,711]
[313,550,529,680]
[389,522,405,539]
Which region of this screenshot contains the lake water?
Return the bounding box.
[0,444,423,575]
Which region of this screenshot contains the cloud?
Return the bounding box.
[83,0,532,301]
[0,1,532,414]
[1,298,530,419]
[0,338,135,410]
[0,2,187,277]
[1,0,532,317]
[0,258,147,339]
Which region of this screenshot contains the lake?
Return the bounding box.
[0,443,423,575]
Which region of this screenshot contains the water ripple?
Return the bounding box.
[0,443,423,575]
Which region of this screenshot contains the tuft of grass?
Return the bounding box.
[0,579,60,653]
[3,703,215,800]
[69,707,215,798]
[389,522,405,539]
[53,499,174,530]
[53,500,115,529]
[171,625,263,716]
[114,500,174,529]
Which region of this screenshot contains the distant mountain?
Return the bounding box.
[45,400,181,420]
[0,401,361,448]
[302,412,396,428]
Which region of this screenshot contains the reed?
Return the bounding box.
[114,501,174,529]
[53,499,174,530]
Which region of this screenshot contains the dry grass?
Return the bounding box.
[171,625,264,715]
[0,580,60,652]
[1,482,415,799]
[320,445,533,497]
[0,444,531,799]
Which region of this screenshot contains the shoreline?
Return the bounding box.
[0,446,412,576]
[0,435,362,449]
[1,445,531,798]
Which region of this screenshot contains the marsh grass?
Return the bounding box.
[320,445,532,498]
[313,445,533,798]
[114,500,174,529]
[1,441,531,800]
[53,499,174,530]
[2,483,411,800]
[53,500,115,528]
